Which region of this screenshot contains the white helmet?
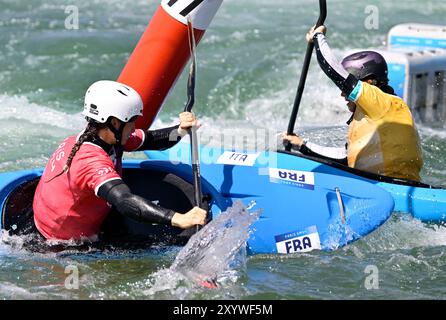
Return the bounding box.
[82,80,143,123]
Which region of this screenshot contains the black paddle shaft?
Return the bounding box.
[285,0,327,151]
[189,127,203,208]
[184,19,203,209]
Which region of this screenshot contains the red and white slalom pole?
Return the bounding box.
[117,0,223,130]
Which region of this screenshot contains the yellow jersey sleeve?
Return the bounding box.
[349,81,392,120]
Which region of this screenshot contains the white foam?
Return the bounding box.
[353,214,446,253]
[0,94,84,131]
[418,125,446,140]
[0,283,46,299]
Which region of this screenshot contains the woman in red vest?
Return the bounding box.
[33,80,206,241]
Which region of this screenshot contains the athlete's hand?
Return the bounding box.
[178,112,201,137]
[306,25,327,43]
[171,206,207,229]
[282,132,305,148]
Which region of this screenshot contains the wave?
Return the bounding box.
[0,94,84,130]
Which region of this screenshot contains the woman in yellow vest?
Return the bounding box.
[283,25,423,182]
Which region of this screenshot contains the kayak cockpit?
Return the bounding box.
[1,168,207,250]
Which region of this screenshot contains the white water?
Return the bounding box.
[1,0,446,300]
[143,201,259,298]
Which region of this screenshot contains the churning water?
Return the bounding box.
[0,0,445,299]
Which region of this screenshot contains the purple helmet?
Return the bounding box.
[341,51,389,84]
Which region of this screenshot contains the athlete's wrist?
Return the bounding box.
[177,127,188,138]
[171,212,183,227]
[296,140,307,152]
[313,32,324,41]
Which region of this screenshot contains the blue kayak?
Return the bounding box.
[146,143,446,223]
[0,153,394,254]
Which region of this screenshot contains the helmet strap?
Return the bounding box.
[106,119,126,145]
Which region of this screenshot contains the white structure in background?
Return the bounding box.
[348,24,446,123]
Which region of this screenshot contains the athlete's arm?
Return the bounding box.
[298,141,348,165]
[283,133,348,165]
[98,179,175,224]
[137,112,198,151]
[97,179,206,228]
[137,125,182,151]
[313,33,360,100]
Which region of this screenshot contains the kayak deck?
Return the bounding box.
[146,144,446,223]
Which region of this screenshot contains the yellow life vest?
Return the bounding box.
[347,82,423,182]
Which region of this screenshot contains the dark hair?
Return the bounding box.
[362,75,396,96]
[45,120,105,183]
[377,83,396,95]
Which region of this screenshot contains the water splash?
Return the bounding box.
[143,201,260,297]
[324,219,358,251]
[171,201,259,283]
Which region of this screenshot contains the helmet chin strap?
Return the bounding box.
[107,119,126,145]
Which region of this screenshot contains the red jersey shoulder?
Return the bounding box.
[124,129,145,152]
[72,142,121,194]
